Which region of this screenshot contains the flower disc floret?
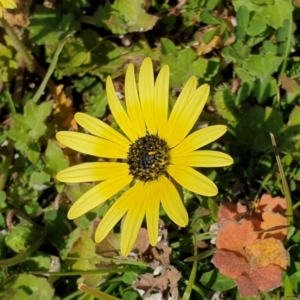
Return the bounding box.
[127,134,170,181]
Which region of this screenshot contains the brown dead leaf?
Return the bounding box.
[133,265,181,300]
[244,238,287,269]
[280,75,300,94]
[134,228,150,254]
[260,210,288,241]
[218,202,247,224]
[93,219,121,259]
[168,0,186,16]
[196,34,223,56]
[3,0,31,27]
[52,85,78,131]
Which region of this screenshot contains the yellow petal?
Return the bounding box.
[1,0,16,8]
[171,125,227,156]
[167,164,218,196]
[166,83,210,148]
[158,176,188,227]
[95,181,144,243]
[162,76,197,142]
[139,57,156,134]
[154,65,169,137]
[125,64,146,137]
[145,180,160,246]
[171,151,234,167]
[56,162,129,183]
[106,76,138,142]
[67,174,132,219]
[120,182,147,256]
[75,113,130,149]
[56,131,127,159]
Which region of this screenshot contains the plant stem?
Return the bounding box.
[0,18,34,73]
[31,38,67,103]
[280,0,294,75]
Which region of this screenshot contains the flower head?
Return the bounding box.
[56,58,233,256]
[0,0,16,18]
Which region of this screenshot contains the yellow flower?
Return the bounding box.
[0,0,16,18]
[56,58,233,256]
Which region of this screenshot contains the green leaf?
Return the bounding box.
[59,227,81,259]
[280,106,300,149]
[28,8,74,45]
[24,100,53,141]
[200,269,236,291]
[161,38,178,55]
[232,0,293,29]
[94,0,159,34]
[243,52,282,80]
[85,91,108,118]
[44,139,69,174]
[162,48,220,86]
[0,191,6,209]
[200,11,221,25]
[22,252,51,271]
[237,5,250,30]
[69,223,104,286]
[203,27,220,44]
[2,274,54,300]
[205,0,221,10]
[28,142,41,164]
[253,77,277,104]
[246,22,267,36]
[6,129,30,152]
[221,40,250,64]
[289,264,300,298]
[12,114,31,130]
[29,171,51,188]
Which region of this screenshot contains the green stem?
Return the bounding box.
[182,230,203,300]
[31,39,67,103]
[0,72,16,114]
[0,18,34,73]
[79,283,120,300]
[269,133,293,227]
[280,0,294,75]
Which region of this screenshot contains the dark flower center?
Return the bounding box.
[127,134,170,182]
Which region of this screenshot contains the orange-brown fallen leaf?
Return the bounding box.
[244,238,287,269]
[213,195,288,297]
[260,210,288,241]
[213,238,287,297]
[236,264,283,298]
[254,194,287,216]
[218,202,247,223]
[216,218,259,252]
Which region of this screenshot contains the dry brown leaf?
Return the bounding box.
[52,85,78,131]
[133,265,181,300]
[3,0,31,27]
